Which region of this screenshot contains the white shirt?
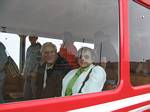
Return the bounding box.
[43,64,54,88]
[43,64,47,88]
[62,64,106,96]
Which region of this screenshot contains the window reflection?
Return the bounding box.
[0,0,119,103]
[129,0,150,86]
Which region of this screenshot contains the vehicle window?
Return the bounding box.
[0,32,20,67]
[0,0,119,103]
[26,36,63,52]
[129,0,150,86]
[74,41,94,50]
[0,32,21,103]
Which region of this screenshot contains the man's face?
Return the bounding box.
[29,36,38,45]
[42,46,57,64]
[78,50,93,68]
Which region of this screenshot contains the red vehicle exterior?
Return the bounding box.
[134,0,150,9]
[0,0,150,111]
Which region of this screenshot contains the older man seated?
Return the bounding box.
[36,42,71,99]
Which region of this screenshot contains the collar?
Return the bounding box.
[79,64,94,72]
[46,64,54,70]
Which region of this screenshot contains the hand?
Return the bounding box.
[21,73,24,76]
[21,73,26,79]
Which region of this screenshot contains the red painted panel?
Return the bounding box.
[0,0,150,112]
[134,0,150,9]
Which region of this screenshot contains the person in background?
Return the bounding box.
[59,32,78,69]
[0,42,8,103]
[62,47,106,96]
[36,42,71,98]
[22,35,41,100]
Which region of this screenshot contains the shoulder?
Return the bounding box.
[63,69,78,80]
[27,45,32,50]
[0,42,5,49]
[93,66,105,72]
[56,55,71,69]
[67,68,78,74]
[57,54,68,64]
[91,65,106,77]
[36,43,42,47]
[33,43,41,49]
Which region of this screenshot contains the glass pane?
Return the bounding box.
[26,36,63,52]
[0,33,20,67]
[0,32,21,103]
[129,0,150,86]
[1,0,119,103]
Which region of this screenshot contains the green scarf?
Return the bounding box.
[65,66,90,96]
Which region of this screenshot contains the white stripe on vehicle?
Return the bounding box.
[129,104,150,112]
[68,93,150,112]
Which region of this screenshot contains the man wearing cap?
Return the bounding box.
[22,35,41,100]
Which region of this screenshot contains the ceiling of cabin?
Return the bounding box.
[0,0,149,40]
[0,0,118,41]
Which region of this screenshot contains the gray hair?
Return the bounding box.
[78,47,96,62]
[41,42,57,53]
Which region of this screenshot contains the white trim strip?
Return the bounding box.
[129,105,150,112]
[68,93,150,112]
